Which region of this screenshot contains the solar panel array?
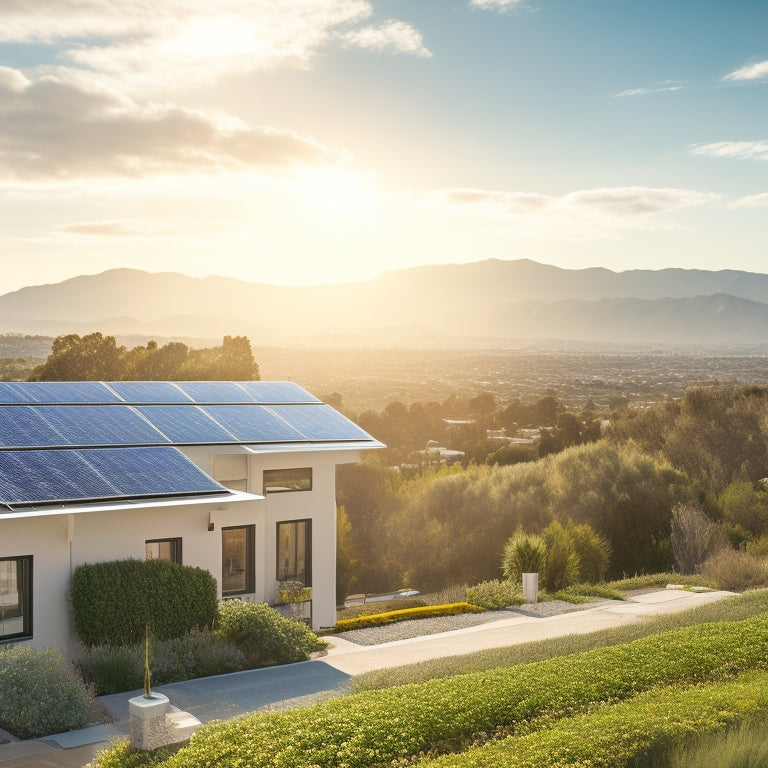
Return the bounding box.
[0,381,380,508]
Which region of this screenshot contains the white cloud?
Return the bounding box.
[433,185,718,238]
[730,192,768,208]
[723,59,768,82]
[614,81,685,97]
[0,67,339,181]
[340,20,431,57]
[689,140,768,161]
[55,219,252,239]
[469,0,526,11]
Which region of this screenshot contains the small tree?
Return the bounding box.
[542,521,580,592]
[502,530,547,583]
[670,503,724,575]
[568,521,612,583]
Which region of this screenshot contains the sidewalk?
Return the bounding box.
[0,588,737,768]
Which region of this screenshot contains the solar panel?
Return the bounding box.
[0,381,118,404]
[237,381,320,403]
[108,382,192,403]
[35,406,169,446]
[0,406,68,448]
[135,405,238,444]
[202,405,305,442]
[269,404,374,441]
[175,382,256,403]
[0,447,226,506]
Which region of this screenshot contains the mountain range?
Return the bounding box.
[3,259,768,347]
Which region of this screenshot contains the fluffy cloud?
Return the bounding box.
[730,193,768,208]
[690,141,768,161]
[0,67,338,181]
[723,59,768,82]
[0,0,427,90]
[433,185,718,238]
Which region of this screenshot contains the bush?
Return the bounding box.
[334,603,483,632]
[71,559,218,647]
[700,548,768,591]
[79,645,144,695]
[542,520,580,592]
[670,503,724,575]
[567,521,612,583]
[0,646,93,739]
[502,530,547,582]
[217,601,327,667]
[466,579,523,610]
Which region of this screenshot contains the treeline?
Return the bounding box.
[27,332,259,381]
[337,384,768,596]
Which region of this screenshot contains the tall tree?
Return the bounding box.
[28,333,125,381]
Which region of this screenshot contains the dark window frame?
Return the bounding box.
[0,555,32,643]
[263,467,312,494]
[276,519,312,587]
[145,537,183,564]
[221,525,255,596]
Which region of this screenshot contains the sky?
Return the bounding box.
[1,0,767,293]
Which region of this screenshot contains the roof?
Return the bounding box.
[0,380,383,511]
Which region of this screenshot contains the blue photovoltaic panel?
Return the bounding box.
[135,405,238,444]
[269,404,373,441]
[237,381,320,403]
[0,447,225,506]
[0,406,68,447]
[202,405,305,442]
[175,382,256,403]
[35,406,169,446]
[0,381,119,404]
[108,382,192,403]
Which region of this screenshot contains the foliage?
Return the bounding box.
[0,646,93,739]
[670,503,725,575]
[71,559,218,647]
[700,548,768,591]
[555,583,625,601]
[720,480,768,538]
[92,612,768,768]
[28,332,259,381]
[567,521,612,583]
[605,573,717,591]
[541,520,580,592]
[353,588,768,692]
[335,505,358,604]
[334,603,483,632]
[502,530,547,582]
[88,740,173,768]
[79,628,247,695]
[466,579,523,610]
[217,600,327,667]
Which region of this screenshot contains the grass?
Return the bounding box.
[352,587,768,692]
[605,572,718,591]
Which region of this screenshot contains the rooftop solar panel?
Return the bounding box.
[108,382,192,403]
[269,404,373,441]
[135,405,238,444]
[176,382,256,403]
[0,381,119,404]
[0,405,68,448]
[237,381,320,403]
[35,406,169,447]
[202,405,305,443]
[0,447,226,507]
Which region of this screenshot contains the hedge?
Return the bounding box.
[334,602,484,632]
[70,558,218,646]
[91,613,768,768]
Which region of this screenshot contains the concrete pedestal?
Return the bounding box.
[522,572,539,604]
[128,693,171,751]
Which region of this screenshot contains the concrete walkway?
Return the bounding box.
[0,588,737,768]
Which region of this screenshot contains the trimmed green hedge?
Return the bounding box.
[91,613,768,768]
[335,602,484,632]
[70,558,218,646]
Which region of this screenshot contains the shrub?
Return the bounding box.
[542,520,580,592]
[700,548,768,591]
[334,603,483,632]
[466,579,523,610]
[746,536,768,557]
[79,645,144,695]
[217,601,327,667]
[0,646,93,739]
[670,503,725,574]
[89,740,173,768]
[71,559,218,647]
[567,521,612,583]
[502,530,547,582]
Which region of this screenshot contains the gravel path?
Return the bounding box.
[335,599,615,646]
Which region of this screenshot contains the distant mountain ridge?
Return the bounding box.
[2,259,768,346]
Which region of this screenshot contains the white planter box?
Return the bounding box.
[129,693,171,750]
[522,572,539,604]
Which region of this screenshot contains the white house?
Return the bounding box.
[0,380,383,656]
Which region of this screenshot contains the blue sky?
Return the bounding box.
[1,0,767,292]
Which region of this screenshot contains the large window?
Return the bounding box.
[263,468,312,494]
[0,556,32,642]
[221,525,255,596]
[145,538,182,564]
[276,520,312,586]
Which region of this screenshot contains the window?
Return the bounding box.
[145,538,182,564]
[276,520,312,586]
[221,525,255,596]
[0,556,32,642]
[263,468,312,494]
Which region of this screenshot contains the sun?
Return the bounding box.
[299,170,376,214]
